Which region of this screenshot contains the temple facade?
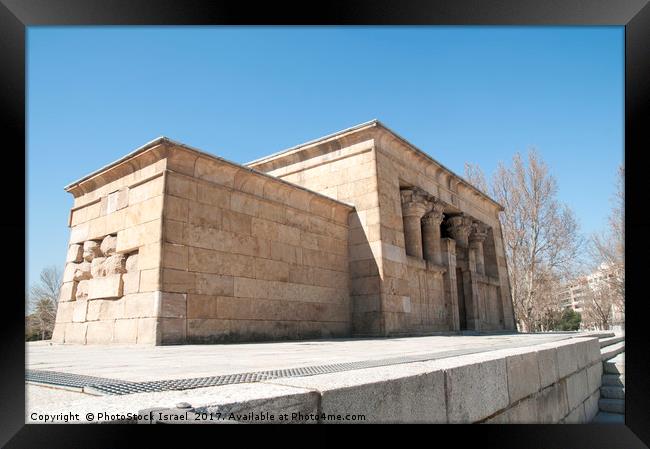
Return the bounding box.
[52,120,516,344]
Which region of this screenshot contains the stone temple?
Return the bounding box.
[52,120,516,345]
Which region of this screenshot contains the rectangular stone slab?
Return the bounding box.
[88,274,123,300]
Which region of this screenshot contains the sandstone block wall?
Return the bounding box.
[160,144,353,343]
[250,127,384,335]
[52,147,168,344]
[53,140,352,345]
[484,337,603,423]
[250,120,516,336]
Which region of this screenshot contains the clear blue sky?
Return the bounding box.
[27,26,623,287]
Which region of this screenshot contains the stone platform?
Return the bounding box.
[26,332,607,423]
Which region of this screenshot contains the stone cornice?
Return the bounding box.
[63,138,355,211]
[246,120,504,212]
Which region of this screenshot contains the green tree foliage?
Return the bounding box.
[556,308,582,331]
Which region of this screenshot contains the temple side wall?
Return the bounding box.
[161,145,353,343]
[253,125,516,336]
[373,131,516,333]
[252,130,387,335]
[52,154,167,345]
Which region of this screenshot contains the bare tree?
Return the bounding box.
[582,285,613,330]
[589,165,624,316]
[27,266,61,340]
[465,150,583,332]
[463,162,489,195]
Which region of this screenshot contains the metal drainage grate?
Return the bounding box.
[25,370,139,391]
[26,335,573,396]
[26,350,477,395]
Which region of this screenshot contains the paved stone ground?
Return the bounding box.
[26,384,96,410]
[25,332,611,423]
[26,332,600,383]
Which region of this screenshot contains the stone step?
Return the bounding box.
[599,335,625,348]
[599,398,625,414]
[602,374,625,387]
[592,411,625,423]
[583,331,615,339]
[600,385,625,400]
[603,360,625,375]
[601,341,624,362]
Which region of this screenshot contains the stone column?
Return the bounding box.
[441,237,460,331]
[446,215,473,250]
[400,188,430,259]
[422,200,445,265]
[469,221,489,275]
[446,214,478,330]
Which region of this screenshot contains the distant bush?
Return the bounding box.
[556,308,582,331]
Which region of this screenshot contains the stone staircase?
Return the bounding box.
[592,333,625,423]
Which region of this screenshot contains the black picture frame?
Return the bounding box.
[2,0,648,446]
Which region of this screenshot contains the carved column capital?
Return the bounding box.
[422,200,445,226]
[446,215,472,237]
[469,221,490,243]
[400,187,430,218]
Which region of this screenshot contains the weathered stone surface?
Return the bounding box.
[88,298,124,321]
[113,319,138,343]
[59,282,77,302]
[159,318,186,344]
[444,356,509,423]
[124,293,157,319]
[125,253,139,271]
[159,292,187,319]
[106,188,128,214]
[565,369,589,411]
[584,338,602,366]
[490,396,539,424]
[536,347,560,388]
[535,381,569,423]
[90,257,106,278]
[66,244,83,263]
[136,318,158,344]
[64,322,87,344]
[116,220,162,254]
[72,300,89,322]
[62,263,77,283]
[75,280,89,301]
[100,234,118,256]
[266,361,447,423]
[506,351,541,404]
[88,275,123,300]
[86,320,114,344]
[91,254,126,277]
[140,268,161,292]
[50,324,65,343]
[586,362,603,394]
[83,240,101,261]
[122,271,140,295]
[584,390,600,422]
[55,301,74,323]
[73,262,92,281]
[556,340,579,379]
[575,338,595,370]
[564,403,586,424]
